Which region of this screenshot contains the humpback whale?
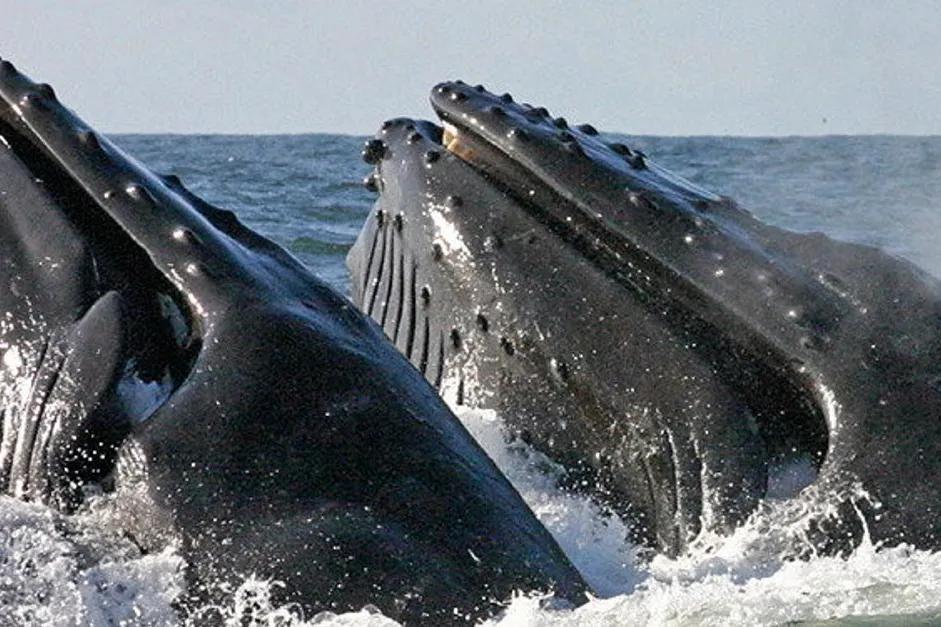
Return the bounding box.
[348,81,941,557]
[0,61,588,624]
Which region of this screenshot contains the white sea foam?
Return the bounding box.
[3,405,941,626]
[0,495,183,627]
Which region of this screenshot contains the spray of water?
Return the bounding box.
[3,407,941,626]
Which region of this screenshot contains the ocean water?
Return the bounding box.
[3,133,941,626]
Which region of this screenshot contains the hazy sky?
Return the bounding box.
[2,1,938,136]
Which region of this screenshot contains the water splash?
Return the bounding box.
[4,409,941,626]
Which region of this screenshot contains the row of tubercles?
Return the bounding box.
[434,85,661,222]
[436,81,647,170]
[2,61,209,281]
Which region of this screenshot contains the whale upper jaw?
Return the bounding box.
[0,56,351,507]
[0,58,197,508]
[351,80,941,555]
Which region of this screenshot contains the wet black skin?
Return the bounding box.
[0,61,588,625]
[348,81,941,557]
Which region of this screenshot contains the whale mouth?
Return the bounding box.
[0,77,200,398]
[441,122,479,164]
[351,81,836,555]
[427,81,830,473]
[0,59,200,509]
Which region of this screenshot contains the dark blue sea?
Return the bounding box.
[3,133,941,626]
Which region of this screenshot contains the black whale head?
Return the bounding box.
[350,80,941,556]
[350,114,774,555]
[0,57,340,510]
[0,61,589,623]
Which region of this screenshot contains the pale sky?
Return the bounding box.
[1,1,938,136]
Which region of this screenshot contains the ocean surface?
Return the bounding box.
[3,132,941,626]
